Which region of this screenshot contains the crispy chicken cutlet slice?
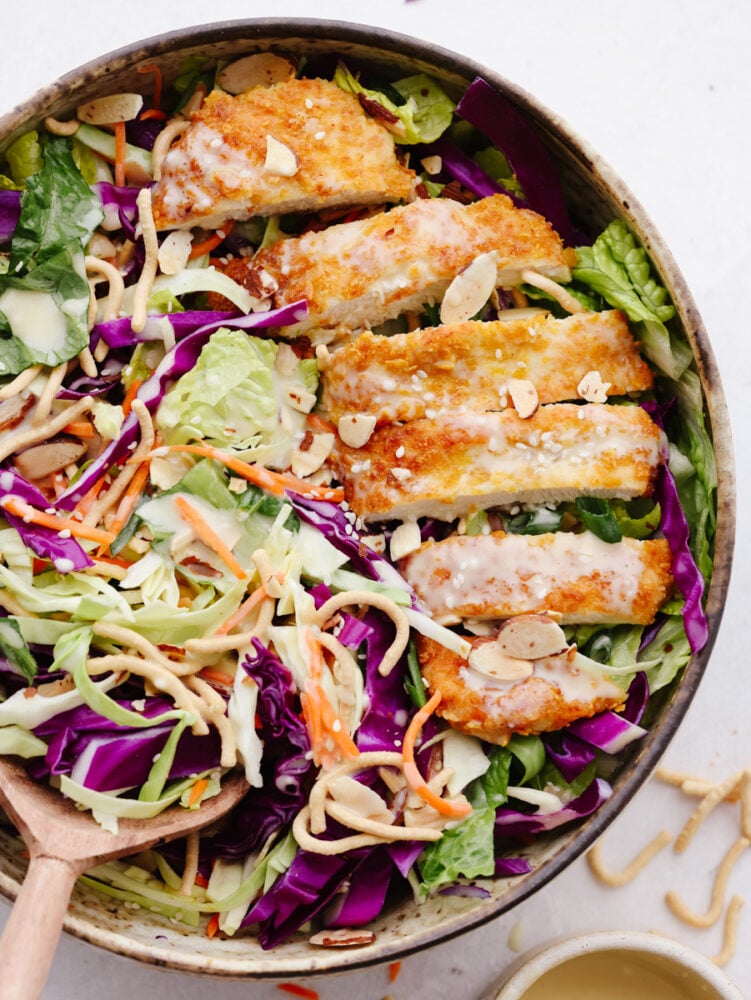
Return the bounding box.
[417,634,626,745]
[320,310,653,426]
[332,403,663,522]
[150,78,414,230]
[402,530,673,625]
[235,193,571,336]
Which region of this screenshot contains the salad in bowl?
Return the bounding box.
[0,20,730,974]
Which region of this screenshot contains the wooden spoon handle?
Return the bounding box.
[0,854,80,1000]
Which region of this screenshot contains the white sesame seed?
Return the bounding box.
[395,445,405,459]
[305,98,314,109]
[314,130,326,140]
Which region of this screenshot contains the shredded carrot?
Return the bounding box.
[187,777,210,808]
[113,121,126,188]
[214,581,270,636]
[71,475,108,520]
[277,983,319,999]
[402,690,472,819]
[106,460,151,542]
[301,630,359,766]
[205,912,220,939]
[189,220,235,260]
[317,692,360,759]
[306,412,336,435]
[300,688,323,753]
[198,666,235,687]
[1,496,115,546]
[173,495,247,580]
[137,63,163,109]
[95,554,134,569]
[194,872,209,889]
[389,960,402,982]
[122,379,143,417]
[140,443,344,502]
[62,420,95,439]
[139,108,168,121]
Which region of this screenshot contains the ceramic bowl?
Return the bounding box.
[481,931,745,1000]
[0,17,735,981]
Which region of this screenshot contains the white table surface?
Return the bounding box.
[2,2,750,997]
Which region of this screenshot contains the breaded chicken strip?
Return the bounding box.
[333,403,663,522]
[237,194,571,336]
[417,635,626,745]
[403,530,673,625]
[151,78,414,230]
[321,310,652,425]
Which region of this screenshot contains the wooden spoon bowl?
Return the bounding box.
[0,757,247,1000]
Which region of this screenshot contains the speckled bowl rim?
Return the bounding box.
[0,16,736,980]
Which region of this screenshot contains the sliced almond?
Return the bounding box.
[13,438,87,481]
[274,343,300,377]
[284,386,318,414]
[263,135,299,177]
[337,413,376,448]
[468,642,535,682]
[420,154,443,175]
[308,928,377,948]
[507,378,539,419]
[289,432,334,477]
[577,369,611,403]
[389,520,422,561]
[218,53,296,95]
[157,231,193,275]
[77,93,144,125]
[439,251,498,325]
[497,614,569,660]
[0,392,35,433]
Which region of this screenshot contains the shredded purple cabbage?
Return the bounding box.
[542,732,596,783]
[92,311,237,350]
[33,696,221,791]
[429,136,523,203]
[495,777,611,838]
[654,465,708,653]
[456,77,575,244]
[439,883,492,898]
[56,365,123,400]
[325,846,395,928]
[209,640,312,860]
[241,846,369,948]
[0,467,93,570]
[566,711,646,755]
[0,189,21,243]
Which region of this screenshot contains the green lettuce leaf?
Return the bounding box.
[572,220,693,380]
[334,63,454,144]
[418,806,495,893]
[0,136,102,374]
[5,131,42,186]
[0,617,37,683]
[157,328,278,449]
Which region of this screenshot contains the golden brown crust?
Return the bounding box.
[321,310,653,425]
[151,78,414,230]
[418,636,626,745]
[332,403,663,522]
[249,194,570,334]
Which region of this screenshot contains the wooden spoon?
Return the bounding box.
[0,758,248,1000]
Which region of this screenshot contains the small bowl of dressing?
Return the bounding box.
[484,931,744,1000]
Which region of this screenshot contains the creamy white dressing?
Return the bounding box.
[406,531,650,624]
[0,288,69,365]
[515,950,724,1000]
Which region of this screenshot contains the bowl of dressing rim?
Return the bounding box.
[483,931,745,1000]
